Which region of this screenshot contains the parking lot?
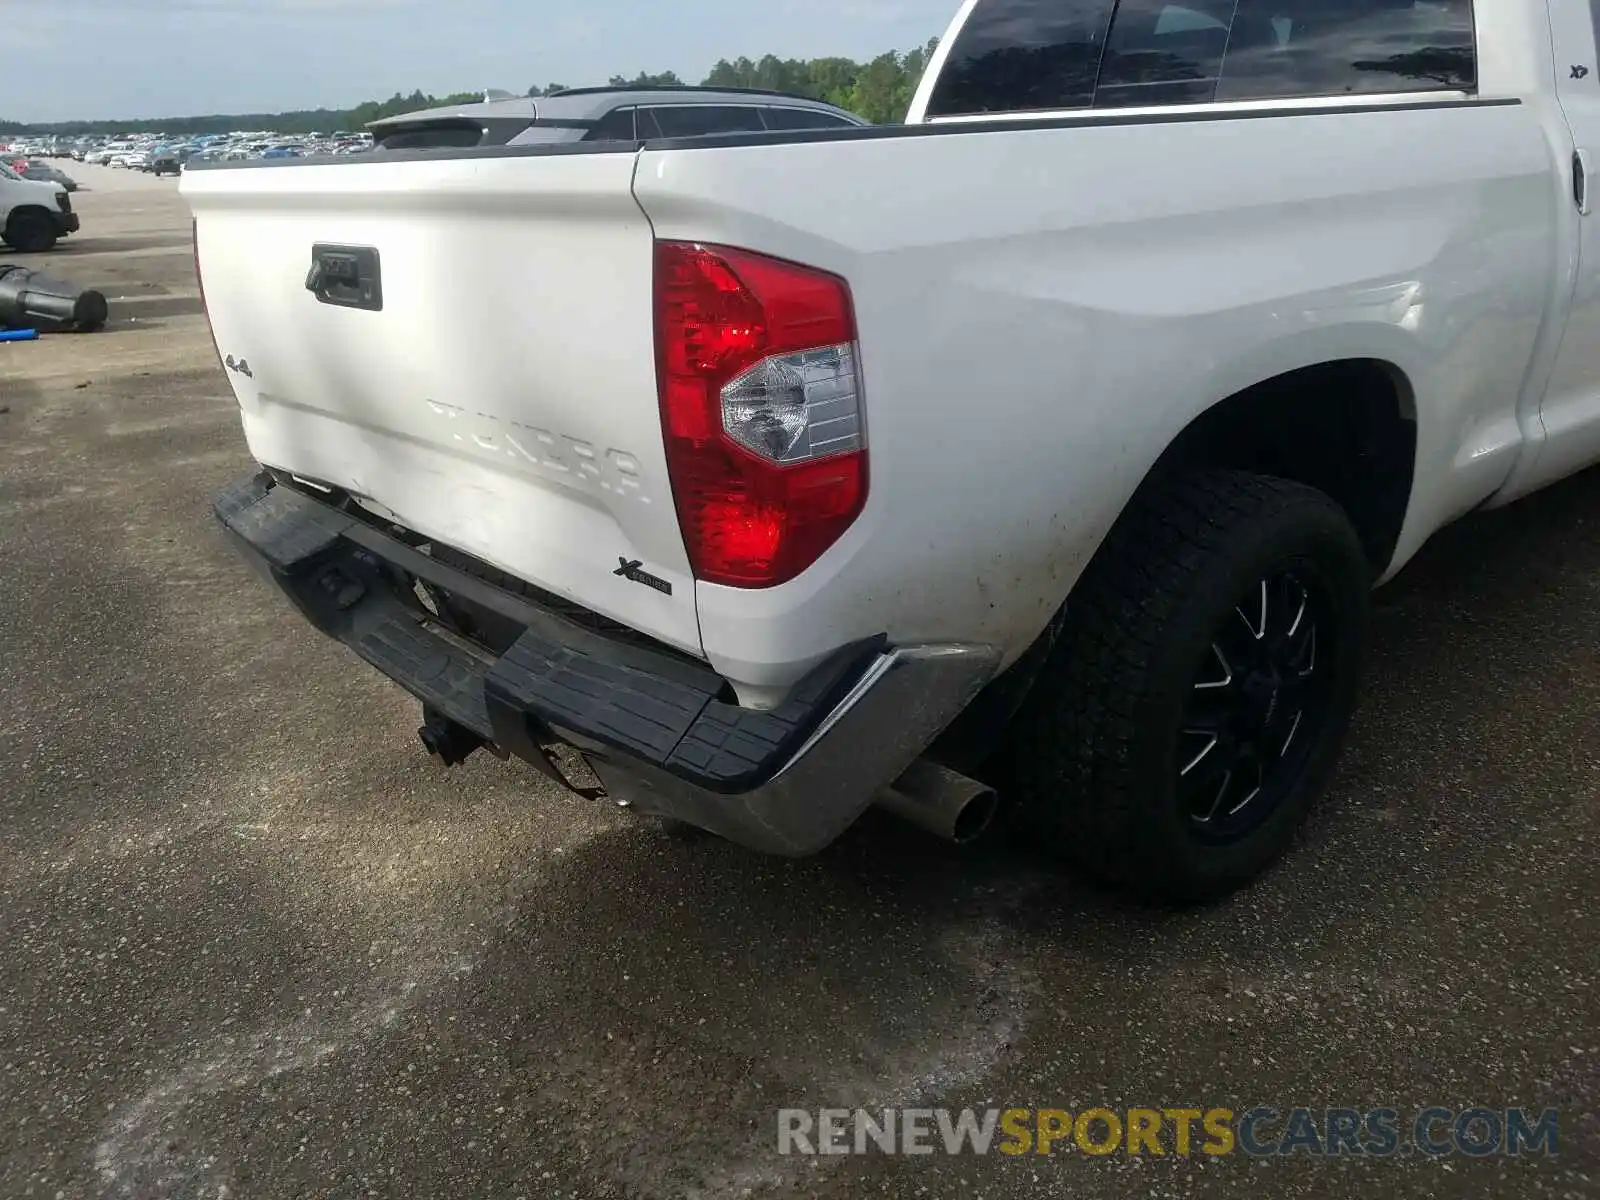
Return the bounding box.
[1,163,1596,1199]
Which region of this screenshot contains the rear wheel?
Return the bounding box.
[4,210,57,253]
[996,469,1370,902]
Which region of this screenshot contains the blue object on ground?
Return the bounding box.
[0,328,39,342]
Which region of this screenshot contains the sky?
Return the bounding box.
[0,0,957,124]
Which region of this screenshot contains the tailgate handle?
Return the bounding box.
[306,244,383,311]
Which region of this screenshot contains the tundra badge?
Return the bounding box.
[615,558,673,596]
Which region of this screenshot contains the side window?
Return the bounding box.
[644,106,769,137]
[1217,0,1476,100]
[925,0,1120,116]
[762,108,860,130]
[925,0,1475,117]
[1095,0,1234,108]
[585,107,638,141]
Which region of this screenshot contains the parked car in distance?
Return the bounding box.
[148,151,182,177]
[18,162,78,191]
[365,85,868,151]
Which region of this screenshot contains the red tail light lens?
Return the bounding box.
[655,241,867,588]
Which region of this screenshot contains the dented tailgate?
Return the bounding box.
[183,149,701,657]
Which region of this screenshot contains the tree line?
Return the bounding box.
[0,43,937,136]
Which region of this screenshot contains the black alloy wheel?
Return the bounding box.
[1178,570,1333,845]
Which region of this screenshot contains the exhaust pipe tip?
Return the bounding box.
[948,785,1000,845]
[875,759,999,846]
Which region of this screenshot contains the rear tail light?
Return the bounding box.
[654,241,867,588]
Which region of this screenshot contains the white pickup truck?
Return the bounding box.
[185,0,1600,900]
[0,162,78,252]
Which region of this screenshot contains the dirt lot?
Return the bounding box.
[1,163,1596,1200]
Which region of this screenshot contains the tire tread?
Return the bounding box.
[999,469,1362,898]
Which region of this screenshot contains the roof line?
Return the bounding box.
[548,85,830,102]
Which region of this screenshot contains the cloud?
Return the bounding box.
[555,14,603,42]
[32,0,425,10]
[0,22,64,49]
[253,0,430,7]
[778,0,919,21]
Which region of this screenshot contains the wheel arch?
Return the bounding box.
[932,349,1417,774]
[1155,354,1418,577]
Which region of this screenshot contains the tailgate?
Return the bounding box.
[183,150,701,657]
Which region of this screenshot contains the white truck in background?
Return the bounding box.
[186,0,1600,901]
[0,162,78,252]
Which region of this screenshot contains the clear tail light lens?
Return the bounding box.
[655,241,868,588]
[720,343,863,464]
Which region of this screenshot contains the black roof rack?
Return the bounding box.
[548,84,829,103]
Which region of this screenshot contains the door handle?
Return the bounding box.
[1576,149,1592,215]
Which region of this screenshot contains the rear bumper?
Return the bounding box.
[215,472,999,854]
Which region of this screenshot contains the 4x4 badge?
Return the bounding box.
[615,558,673,596]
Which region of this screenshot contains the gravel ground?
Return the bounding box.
[0,163,1595,1200]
